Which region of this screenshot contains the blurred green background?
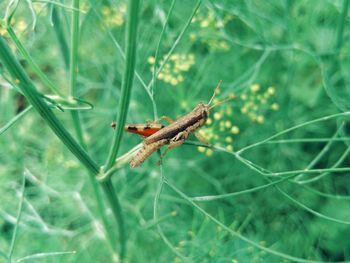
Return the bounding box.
[1,0,350,262]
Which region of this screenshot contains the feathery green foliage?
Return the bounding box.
[1,1,350,262]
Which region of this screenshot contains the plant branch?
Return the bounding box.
[104,0,140,170]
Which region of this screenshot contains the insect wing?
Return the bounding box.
[124,124,164,137]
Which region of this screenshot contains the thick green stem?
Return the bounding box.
[104,0,140,170]
[68,0,121,255]
[0,36,99,174]
[103,0,142,257]
[0,36,125,257]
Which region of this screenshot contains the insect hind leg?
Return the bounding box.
[194,131,209,145]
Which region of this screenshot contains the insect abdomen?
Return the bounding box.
[130,139,168,168]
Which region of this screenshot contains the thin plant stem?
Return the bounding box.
[69,0,84,143]
[237,111,350,154]
[52,6,70,68]
[335,0,349,51]
[0,105,32,135]
[104,0,140,170]
[16,251,76,262]
[146,0,202,91]
[6,26,65,97]
[52,2,119,256]
[103,0,141,258]
[153,167,188,261]
[68,0,120,255]
[166,181,337,263]
[8,173,26,262]
[150,0,177,119]
[69,0,80,97]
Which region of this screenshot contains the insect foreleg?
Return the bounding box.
[157,129,191,164]
[157,138,186,165]
[172,129,191,142]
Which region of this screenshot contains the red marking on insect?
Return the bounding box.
[111,121,164,137]
[125,124,164,137]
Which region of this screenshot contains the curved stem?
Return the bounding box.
[0,36,99,174]
[104,0,140,170]
[68,1,124,256]
[0,36,125,258]
[103,0,141,258]
[101,180,126,259]
[6,26,65,97]
[335,0,349,51]
[150,0,177,120]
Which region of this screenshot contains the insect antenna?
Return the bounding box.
[207,80,236,110]
[209,94,236,110]
[208,80,223,106]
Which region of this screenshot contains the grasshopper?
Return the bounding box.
[124,80,233,168]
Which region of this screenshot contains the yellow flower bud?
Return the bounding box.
[231,126,240,134]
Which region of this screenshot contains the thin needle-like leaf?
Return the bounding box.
[0,106,33,135]
[8,172,26,261]
[16,251,76,262]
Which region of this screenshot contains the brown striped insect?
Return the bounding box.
[124,80,234,168]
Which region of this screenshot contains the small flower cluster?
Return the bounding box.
[101,3,126,28]
[197,84,278,156]
[240,84,279,123]
[190,9,233,52]
[148,53,195,86]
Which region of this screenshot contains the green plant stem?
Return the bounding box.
[51,1,122,256]
[103,0,142,257]
[146,0,201,91]
[6,26,65,97]
[0,36,99,174]
[0,36,125,257]
[335,0,349,51]
[104,0,140,170]
[52,6,70,69]
[68,0,121,255]
[69,0,84,143]
[151,0,176,120]
[102,179,126,258]
[0,105,33,135]
[7,173,26,262]
[69,0,79,98]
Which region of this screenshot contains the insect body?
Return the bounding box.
[127,80,229,168]
[129,103,210,168]
[143,103,208,145]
